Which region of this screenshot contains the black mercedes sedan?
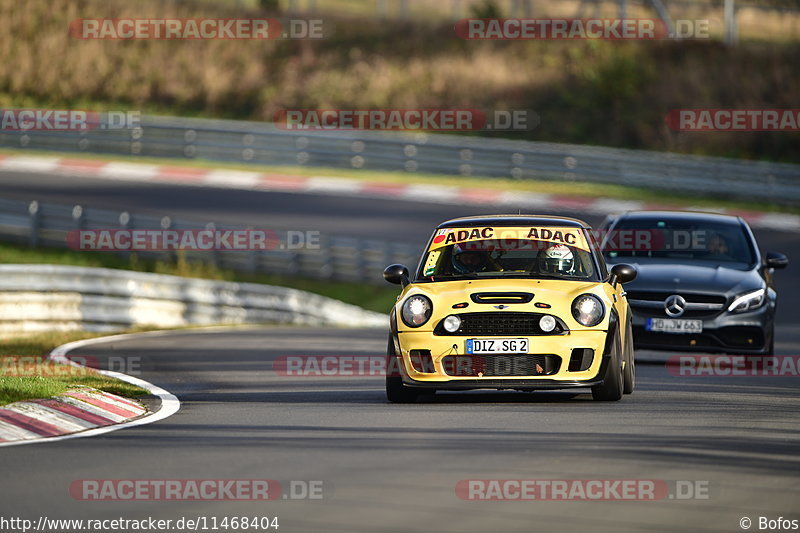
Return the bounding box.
[601,211,788,355]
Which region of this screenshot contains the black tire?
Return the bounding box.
[592,326,624,402]
[761,327,775,356]
[385,336,421,404]
[622,320,635,395]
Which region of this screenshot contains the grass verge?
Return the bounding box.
[0,330,152,406]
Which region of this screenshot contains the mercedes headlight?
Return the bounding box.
[401,295,433,327]
[571,294,605,327]
[728,288,765,313]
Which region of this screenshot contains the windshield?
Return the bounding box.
[417,226,598,281]
[604,217,756,267]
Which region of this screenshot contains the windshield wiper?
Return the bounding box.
[430,272,482,280]
[525,272,568,280]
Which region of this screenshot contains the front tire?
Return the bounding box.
[386,336,421,403]
[760,326,775,356]
[592,326,624,401]
[622,320,635,394]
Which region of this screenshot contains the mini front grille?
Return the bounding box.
[434,312,566,336]
[441,354,560,376]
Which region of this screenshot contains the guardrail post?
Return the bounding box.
[28,201,40,248]
[286,250,300,276]
[398,0,409,17]
[246,227,258,273]
[72,205,84,230]
[370,242,389,285]
[451,0,461,19]
[320,234,334,279]
[356,239,367,281]
[724,0,738,45]
[118,211,131,261]
[204,221,219,269]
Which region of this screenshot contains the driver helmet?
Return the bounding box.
[538,244,575,274]
[451,244,486,274]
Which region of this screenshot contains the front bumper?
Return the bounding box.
[399,377,606,391]
[395,330,609,390]
[631,303,774,354]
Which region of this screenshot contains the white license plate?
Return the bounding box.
[646,318,703,334]
[466,338,529,354]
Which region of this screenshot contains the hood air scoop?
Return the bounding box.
[470,292,534,304]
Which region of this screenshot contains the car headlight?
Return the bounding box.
[401,295,433,327]
[443,315,461,333]
[728,288,766,313]
[571,294,605,327]
[539,315,556,333]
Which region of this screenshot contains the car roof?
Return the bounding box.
[614,210,745,225]
[437,214,590,229]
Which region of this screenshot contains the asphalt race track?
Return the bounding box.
[1,171,799,532]
[2,327,800,532]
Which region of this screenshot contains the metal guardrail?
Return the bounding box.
[0,197,420,286]
[0,264,387,334]
[2,114,799,205]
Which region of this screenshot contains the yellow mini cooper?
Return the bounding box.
[383,215,637,402]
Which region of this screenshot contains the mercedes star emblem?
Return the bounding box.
[664,294,686,317]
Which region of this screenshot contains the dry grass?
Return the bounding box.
[2,0,799,161]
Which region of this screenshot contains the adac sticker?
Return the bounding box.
[431,228,452,245]
[429,226,589,251]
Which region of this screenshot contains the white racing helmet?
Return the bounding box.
[538,244,575,274]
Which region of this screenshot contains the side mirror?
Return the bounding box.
[383,264,410,286]
[609,263,637,286]
[765,252,788,270]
